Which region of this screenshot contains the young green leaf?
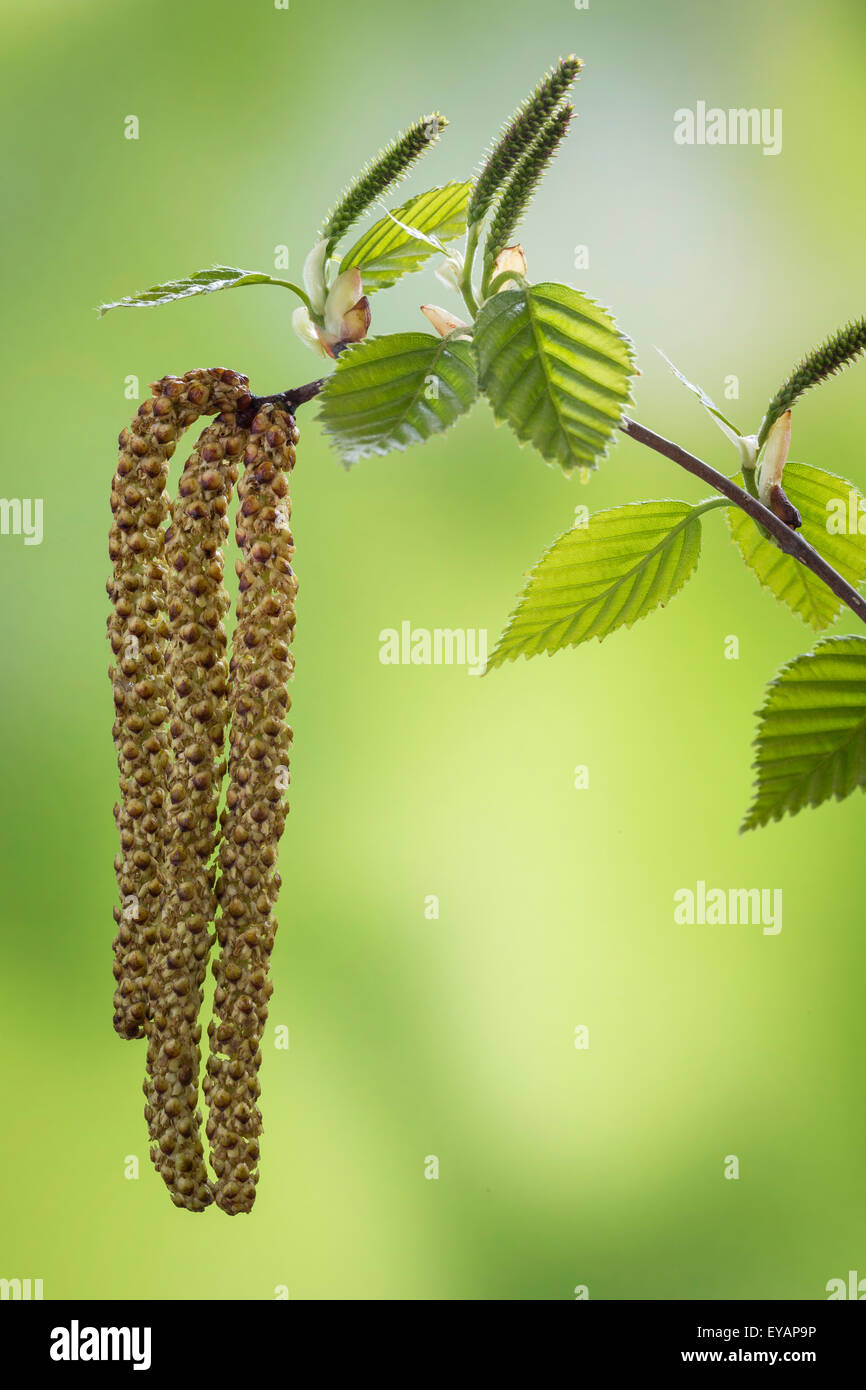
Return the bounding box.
[742,635,866,831]
[97,266,305,317]
[487,498,717,668]
[317,331,477,464]
[475,282,635,472]
[96,268,307,318]
[727,461,866,631]
[339,183,471,292]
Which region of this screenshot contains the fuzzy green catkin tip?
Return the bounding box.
[468,56,582,226]
[321,113,447,248]
[484,104,573,270]
[759,316,866,445]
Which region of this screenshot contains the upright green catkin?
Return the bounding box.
[108,368,249,1041]
[321,113,447,249]
[467,56,581,227]
[759,316,866,445]
[204,403,298,1215]
[143,400,250,1212]
[483,105,573,274]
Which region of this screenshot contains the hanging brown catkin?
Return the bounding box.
[143,400,250,1212]
[108,368,249,1041]
[205,403,298,1215]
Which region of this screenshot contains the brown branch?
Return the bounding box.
[265,377,328,410]
[231,392,866,629]
[619,417,866,628]
[237,377,327,428]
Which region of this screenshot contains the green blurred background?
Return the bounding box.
[1,0,865,1301]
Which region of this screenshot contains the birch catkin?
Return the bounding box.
[143,402,249,1212]
[205,403,298,1215]
[108,368,249,1041]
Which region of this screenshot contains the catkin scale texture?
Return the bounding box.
[762,317,866,441]
[143,404,250,1212]
[108,368,250,1042]
[205,404,298,1215]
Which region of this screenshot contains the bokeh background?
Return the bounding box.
[1,0,865,1300]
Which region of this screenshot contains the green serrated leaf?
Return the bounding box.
[727,461,866,631]
[488,498,714,668]
[742,634,866,831]
[317,331,478,465]
[339,183,471,292]
[474,282,635,473]
[97,266,301,316]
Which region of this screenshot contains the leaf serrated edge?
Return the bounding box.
[317,333,477,466]
[725,505,830,633]
[486,497,716,670]
[725,462,866,633]
[477,282,637,473]
[740,633,866,832]
[339,182,471,286]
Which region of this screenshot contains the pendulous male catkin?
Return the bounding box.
[108,368,249,1041]
[204,403,298,1215]
[143,403,250,1212]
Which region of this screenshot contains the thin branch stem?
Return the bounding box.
[234,387,866,630]
[262,377,328,410]
[237,377,327,427]
[268,279,314,311]
[620,416,866,629]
